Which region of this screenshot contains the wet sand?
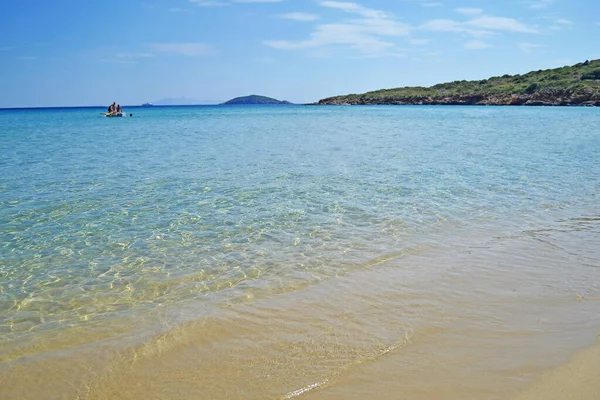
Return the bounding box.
[1,219,599,399]
[512,340,600,400]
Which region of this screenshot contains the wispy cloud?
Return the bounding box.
[0,46,11,51]
[265,2,410,57]
[529,0,555,9]
[319,1,390,19]
[170,7,192,12]
[278,12,320,21]
[406,0,442,6]
[266,23,402,55]
[455,8,483,16]
[537,15,572,30]
[549,19,572,30]
[465,40,490,50]
[189,0,229,6]
[555,18,572,25]
[189,0,283,5]
[18,56,37,60]
[422,15,538,36]
[151,43,217,56]
[420,19,491,37]
[518,42,544,53]
[466,16,538,33]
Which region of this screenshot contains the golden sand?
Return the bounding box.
[2,224,599,399]
[512,340,600,400]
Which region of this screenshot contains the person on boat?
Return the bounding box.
[116,104,122,114]
[107,102,116,114]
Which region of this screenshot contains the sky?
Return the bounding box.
[0,0,598,107]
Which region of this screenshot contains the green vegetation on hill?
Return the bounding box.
[318,59,600,106]
[222,95,292,105]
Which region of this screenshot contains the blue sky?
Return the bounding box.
[0,0,598,107]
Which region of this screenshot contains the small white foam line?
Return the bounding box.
[282,329,414,399]
[282,379,330,399]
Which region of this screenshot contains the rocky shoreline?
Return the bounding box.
[317,91,600,106]
[316,59,600,107]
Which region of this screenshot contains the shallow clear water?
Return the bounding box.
[1,105,599,399]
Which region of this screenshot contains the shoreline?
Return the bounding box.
[512,339,600,400]
[2,217,599,399]
[310,102,600,108]
[308,102,600,107]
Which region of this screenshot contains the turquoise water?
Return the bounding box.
[1,105,599,347]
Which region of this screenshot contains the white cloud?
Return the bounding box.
[358,18,411,35]
[455,8,483,16]
[420,19,490,37]
[538,16,572,30]
[266,23,400,54]
[189,0,229,6]
[319,1,390,19]
[529,0,555,9]
[406,0,442,6]
[517,42,544,53]
[465,40,490,50]
[151,43,217,56]
[266,2,410,57]
[420,19,463,31]
[555,18,572,25]
[190,0,283,5]
[278,12,319,21]
[466,16,538,33]
[422,15,538,38]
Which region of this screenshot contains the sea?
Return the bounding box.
[1,105,599,400]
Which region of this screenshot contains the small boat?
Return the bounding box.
[141,102,154,107]
[103,112,123,117]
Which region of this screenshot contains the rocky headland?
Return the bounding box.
[317,59,600,106]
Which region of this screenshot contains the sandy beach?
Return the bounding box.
[512,340,600,400]
[2,218,599,399]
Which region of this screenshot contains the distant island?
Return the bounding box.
[222,95,292,105]
[317,59,600,106]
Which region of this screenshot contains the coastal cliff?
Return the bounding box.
[318,59,600,106]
